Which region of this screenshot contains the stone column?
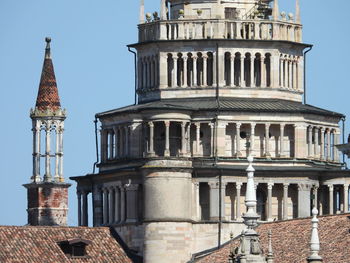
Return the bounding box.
[148,122,155,156]
[103,188,108,225]
[159,53,167,89]
[328,184,334,215]
[293,60,297,89]
[308,126,313,157]
[82,190,89,226]
[236,182,242,220]
[212,52,217,86]
[283,183,289,220]
[261,56,266,87]
[250,123,256,156]
[344,184,349,213]
[289,60,293,88]
[118,127,124,157]
[58,128,64,181]
[194,182,201,220]
[209,182,220,220]
[203,55,208,86]
[265,123,271,158]
[298,184,311,218]
[312,186,318,209]
[164,121,170,156]
[108,187,114,224]
[120,186,126,222]
[183,57,187,87]
[126,184,139,223]
[193,56,198,86]
[314,127,319,158]
[113,127,119,159]
[294,124,307,158]
[54,128,60,181]
[173,55,178,87]
[44,126,51,182]
[209,123,214,157]
[327,129,331,161]
[267,183,274,221]
[195,122,201,155]
[320,128,325,160]
[230,56,235,87]
[240,56,245,87]
[334,130,340,162]
[187,123,191,155]
[114,186,120,223]
[319,188,324,216]
[109,130,114,159]
[279,124,285,157]
[32,126,41,182]
[77,191,82,226]
[124,126,129,157]
[250,55,255,87]
[236,123,242,157]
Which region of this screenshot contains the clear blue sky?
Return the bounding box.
[0,0,349,226]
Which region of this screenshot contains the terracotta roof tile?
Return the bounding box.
[196,213,350,263]
[35,38,61,112]
[0,226,133,263]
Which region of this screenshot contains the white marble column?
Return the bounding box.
[344,184,349,213]
[109,129,114,160]
[279,124,285,157]
[164,121,170,156]
[230,56,235,87]
[173,55,178,87]
[187,124,191,155]
[212,52,217,86]
[210,123,214,157]
[113,127,119,159]
[236,123,242,157]
[326,129,331,161]
[148,122,155,156]
[308,126,313,157]
[312,186,318,209]
[240,56,245,88]
[265,123,271,158]
[32,126,41,182]
[283,183,289,220]
[183,57,188,87]
[54,128,60,181]
[195,122,200,155]
[193,56,198,86]
[181,122,187,156]
[267,183,274,221]
[250,55,255,87]
[236,182,242,220]
[328,184,334,215]
[44,125,51,182]
[194,182,201,220]
[320,128,325,160]
[203,55,208,86]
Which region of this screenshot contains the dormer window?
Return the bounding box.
[58,238,92,258]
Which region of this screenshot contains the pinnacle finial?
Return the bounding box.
[160,0,167,20]
[139,0,145,24]
[45,37,51,59]
[308,207,323,262]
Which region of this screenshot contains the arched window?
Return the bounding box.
[197,52,203,86]
[207,52,214,86]
[244,53,251,87]
[224,52,231,86]
[167,53,173,87]
[177,53,184,87]
[254,53,261,87]
[265,53,271,87]
[234,52,241,86]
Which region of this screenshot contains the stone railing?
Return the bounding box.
[138,19,302,43]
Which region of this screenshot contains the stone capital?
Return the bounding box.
[267,182,274,190]
[236,182,243,190]
[328,184,334,191]
[164,120,170,127]
[148,121,154,128]
[298,183,312,191]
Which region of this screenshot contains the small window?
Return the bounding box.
[58,238,92,258]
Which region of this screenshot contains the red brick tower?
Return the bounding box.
[24,38,70,226]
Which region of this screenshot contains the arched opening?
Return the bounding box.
[254,53,261,87]
[177,53,184,87]
[257,186,267,221]
[199,183,210,220]
[244,53,251,87]
[187,53,193,87]
[207,52,214,86]
[197,52,203,86]
[224,52,231,86]
[265,53,271,87]
[234,52,241,86]
[167,53,173,87]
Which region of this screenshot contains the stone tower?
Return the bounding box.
[72,1,349,263]
[24,38,70,226]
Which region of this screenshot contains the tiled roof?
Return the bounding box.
[96,98,343,118]
[35,41,61,112]
[196,213,350,263]
[0,226,133,263]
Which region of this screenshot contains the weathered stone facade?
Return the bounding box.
[71,0,350,262]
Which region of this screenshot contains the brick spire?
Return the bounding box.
[35,37,61,112]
